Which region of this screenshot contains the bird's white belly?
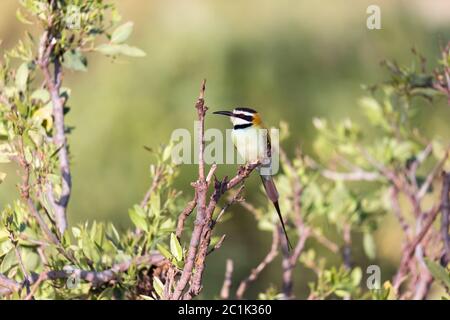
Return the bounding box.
[232,128,267,163]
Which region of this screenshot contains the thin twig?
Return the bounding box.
[321,169,381,181]
[390,186,412,239]
[176,191,198,239]
[170,82,259,300]
[342,223,352,270]
[418,148,449,200]
[281,226,310,299]
[38,24,71,235]
[0,253,165,296]
[220,259,234,300]
[440,172,450,266]
[310,228,339,253]
[393,204,441,291]
[140,166,164,208]
[236,228,280,299]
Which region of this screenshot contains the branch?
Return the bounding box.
[342,223,352,270]
[175,191,197,239]
[38,26,71,235]
[418,148,449,200]
[310,228,339,253]
[170,81,209,300]
[220,259,234,300]
[16,136,61,247]
[170,81,259,300]
[174,164,217,239]
[140,166,164,208]
[321,169,381,181]
[236,228,280,299]
[393,204,441,292]
[389,186,413,240]
[440,172,450,266]
[0,253,165,296]
[0,273,21,297]
[281,226,310,299]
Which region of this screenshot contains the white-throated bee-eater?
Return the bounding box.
[213,107,293,251]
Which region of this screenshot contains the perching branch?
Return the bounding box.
[37,14,71,235]
[169,81,259,300]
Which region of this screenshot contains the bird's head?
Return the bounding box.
[213,107,262,128]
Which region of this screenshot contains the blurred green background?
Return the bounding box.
[1,0,450,299]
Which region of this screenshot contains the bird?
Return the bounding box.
[213,107,293,251]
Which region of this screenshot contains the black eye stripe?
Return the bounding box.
[234,123,253,130]
[234,114,253,122]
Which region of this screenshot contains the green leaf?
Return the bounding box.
[350,267,362,286]
[95,44,123,56]
[424,259,450,290]
[111,22,134,44]
[156,243,173,261]
[170,233,183,262]
[334,289,349,298]
[16,8,33,25]
[359,97,386,127]
[0,249,17,273]
[22,250,40,271]
[15,63,29,92]
[128,206,148,231]
[118,44,146,57]
[62,49,88,72]
[363,232,376,260]
[153,276,164,298]
[95,44,146,57]
[150,193,161,217]
[30,89,50,102]
[72,227,81,238]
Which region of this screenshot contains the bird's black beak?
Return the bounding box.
[213,110,234,117]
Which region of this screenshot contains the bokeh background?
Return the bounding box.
[1,0,450,299]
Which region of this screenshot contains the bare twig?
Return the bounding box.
[321,169,381,181]
[176,191,198,239]
[170,81,209,300]
[197,79,207,183]
[236,228,280,299]
[0,253,165,296]
[389,186,412,239]
[38,24,71,235]
[220,259,234,300]
[440,171,450,266]
[0,273,21,296]
[25,272,46,300]
[140,166,164,208]
[393,204,441,291]
[207,234,226,256]
[310,228,339,253]
[342,223,352,270]
[213,186,245,228]
[281,226,310,299]
[170,81,259,300]
[418,147,449,200]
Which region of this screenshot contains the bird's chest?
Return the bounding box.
[231,127,268,163]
